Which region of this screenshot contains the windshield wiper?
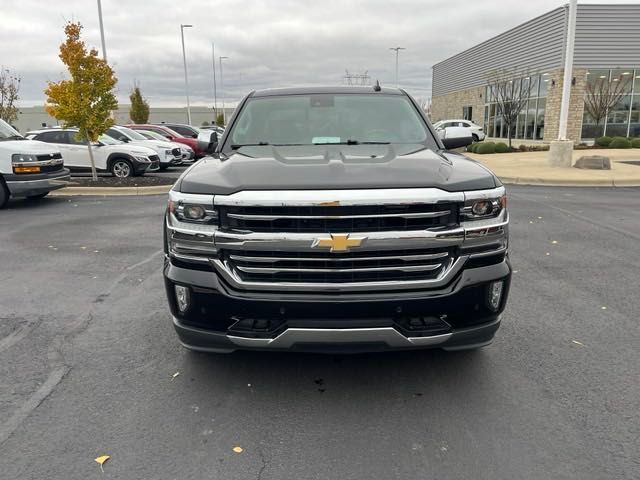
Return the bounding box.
[1,135,25,141]
[231,142,270,149]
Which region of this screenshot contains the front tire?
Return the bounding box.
[0,178,9,209]
[472,134,479,143]
[111,159,133,178]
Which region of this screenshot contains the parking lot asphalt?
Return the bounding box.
[0,186,638,479]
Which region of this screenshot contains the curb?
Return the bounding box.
[49,185,172,196]
[497,176,640,187]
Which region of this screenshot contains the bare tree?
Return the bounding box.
[487,69,531,148]
[0,68,21,125]
[584,72,631,137]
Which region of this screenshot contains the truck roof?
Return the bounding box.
[251,86,405,97]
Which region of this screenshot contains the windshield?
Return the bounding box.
[0,119,23,140]
[138,130,168,141]
[117,126,148,141]
[226,94,435,150]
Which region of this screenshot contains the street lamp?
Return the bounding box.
[97,0,107,62]
[389,46,406,88]
[212,43,218,119]
[180,24,193,125]
[219,56,229,125]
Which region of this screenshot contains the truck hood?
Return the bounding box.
[177,144,498,195]
[0,139,62,155]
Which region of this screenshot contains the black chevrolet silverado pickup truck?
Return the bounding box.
[163,86,511,353]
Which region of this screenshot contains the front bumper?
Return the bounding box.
[164,258,511,353]
[5,169,70,197]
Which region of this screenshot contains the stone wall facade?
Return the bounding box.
[431,86,485,125]
[542,68,587,143]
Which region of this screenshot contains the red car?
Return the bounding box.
[126,124,205,158]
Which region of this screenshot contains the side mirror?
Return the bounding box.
[197,130,218,154]
[441,136,473,150]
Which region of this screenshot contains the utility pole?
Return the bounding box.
[180,24,193,125]
[549,0,577,167]
[558,0,577,141]
[97,0,107,62]
[219,56,229,125]
[212,43,218,118]
[389,47,405,88]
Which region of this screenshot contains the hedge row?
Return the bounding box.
[595,136,640,148]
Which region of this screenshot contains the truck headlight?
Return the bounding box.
[462,188,507,220]
[168,190,218,225]
[12,153,41,173]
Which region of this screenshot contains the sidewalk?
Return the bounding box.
[466,148,640,187]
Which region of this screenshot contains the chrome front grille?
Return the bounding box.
[219,203,458,233]
[221,248,455,284]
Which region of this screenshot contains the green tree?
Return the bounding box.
[216,112,225,127]
[129,85,149,124]
[0,68,21,125]
[45,22,118,180]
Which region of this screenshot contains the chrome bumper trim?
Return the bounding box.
[227,327,452,349]
[210,256,467,292]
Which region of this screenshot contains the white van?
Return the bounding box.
[0,120,70,209]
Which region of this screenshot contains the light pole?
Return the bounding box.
[389,46,406,88]
[219,56,229,125]
[180,24,193,125]
[97,0,107,62]
[212,43,218,121]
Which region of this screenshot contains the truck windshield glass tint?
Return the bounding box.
[228,94,433,148]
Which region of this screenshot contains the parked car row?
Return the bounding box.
[1,119,221,208]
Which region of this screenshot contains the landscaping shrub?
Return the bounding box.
[595,136,612,147]
[495,142,509,153]
[518,144,528,152]
[467,143,477,153]
[631,138,640,148]
[609,137,632,149]
[475,142,496,154]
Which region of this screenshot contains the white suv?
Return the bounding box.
[433,119,486,142]
[106,125,182,170]
[26,128,159,177]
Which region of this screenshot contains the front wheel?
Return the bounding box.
[0,179,9,209]
[111,159,133,178]
[472,134,479,143]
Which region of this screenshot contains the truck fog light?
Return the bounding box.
[487,281,504,311]
[175,285,191,313]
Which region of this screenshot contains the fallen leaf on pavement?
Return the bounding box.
[95,455,110,472]
[233,446,244,453]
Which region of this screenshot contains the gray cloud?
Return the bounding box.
[3,0,635,107]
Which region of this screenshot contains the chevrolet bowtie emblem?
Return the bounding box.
[312,233,366,252]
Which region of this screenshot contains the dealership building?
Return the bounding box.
[431,4,640,143]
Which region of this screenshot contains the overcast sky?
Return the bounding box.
[2,0,635,108]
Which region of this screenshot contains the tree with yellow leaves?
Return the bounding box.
[45,22,118,180]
